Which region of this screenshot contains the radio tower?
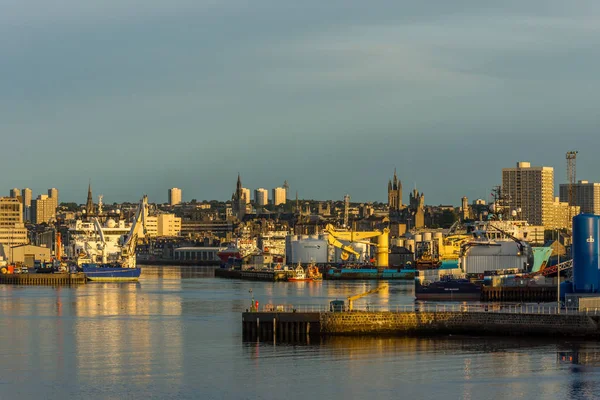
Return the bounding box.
[566,150,578,229]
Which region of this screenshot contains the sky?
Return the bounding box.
[2,1,600,205]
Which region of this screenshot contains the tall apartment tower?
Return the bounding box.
[0,197,28,258]
[559,180,600,215]
[22,188,32,221]
[241,188,251,204]
[22,188,32,207]
[168,188,182,206]
[272,187,286,206]
[48,188,59,213]
[254,188,269,206]
[9,188,21,199]
[21,188,32,207]
[502,162,554,226]
[31,195,56,224]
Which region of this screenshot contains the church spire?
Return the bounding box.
[85,180,95,216]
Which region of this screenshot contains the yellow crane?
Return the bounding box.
[324,224,389,267]
[330,283,389,311]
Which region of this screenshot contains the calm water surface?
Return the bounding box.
[1,266,599,400]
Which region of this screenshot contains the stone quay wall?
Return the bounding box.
[319,311,600,337]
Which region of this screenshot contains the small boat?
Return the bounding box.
[82,263,141,282]
[288,265,313,282]
[306,263,323,280]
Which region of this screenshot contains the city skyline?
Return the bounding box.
[2,1,600,204]
[2,158,594,207]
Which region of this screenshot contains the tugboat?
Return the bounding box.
[288,264,313,282]
[306,262,323,281]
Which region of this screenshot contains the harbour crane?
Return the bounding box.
[324,224,389,268]
[119,196,148,268]
[330,283,389,311]
[325,233,361,261]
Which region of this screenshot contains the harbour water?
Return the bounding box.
[1,266,600,399]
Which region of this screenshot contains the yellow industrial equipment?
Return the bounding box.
[343,283,389,311]
[325,232,361,261]
[437,234,472,261]
[324,224,389,268]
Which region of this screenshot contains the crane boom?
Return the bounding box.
[324,224,389,267]
[120,196,148,268]
[326,233,360,261]
[347,283,388,311]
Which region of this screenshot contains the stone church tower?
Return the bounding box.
[388,169,402,213]
[231,174,246,220]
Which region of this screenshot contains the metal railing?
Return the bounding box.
[253,302,600,315]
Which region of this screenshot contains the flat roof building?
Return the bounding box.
[31,195,56,224]
[254,188,268,206]
[0,197,28,260]
[502,162,554,227]
[168,188,182,206]
[559,180,600,215]
[272,187,286,206]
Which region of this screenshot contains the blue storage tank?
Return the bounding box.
[573,214,600,293]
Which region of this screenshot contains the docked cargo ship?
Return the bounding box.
[81,263,141,281]
[415,276,482,301]
[415,244,553,301]
[79,196,148,282]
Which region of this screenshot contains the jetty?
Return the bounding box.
[242,303,600,341]
[0,273,87,285]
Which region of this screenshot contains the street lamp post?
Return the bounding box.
[557,229,561,313]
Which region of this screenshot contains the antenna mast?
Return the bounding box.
[566,150,578,229]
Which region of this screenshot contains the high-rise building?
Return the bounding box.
[502,162,554,227]
[22,188,32,207]
[9,188,21,199]
[145,214,182,237]
[241,188,251,204]
[48,188,59,213]
[559,180,600,215]
[547,197,580,230]
[168,188,182,206]
[254,188,268,206]
[0,197,28,260]
[31,195,57,224]
[272,187,286,206]
[22,188,32,221]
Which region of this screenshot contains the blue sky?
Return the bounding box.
[2,1,599,205]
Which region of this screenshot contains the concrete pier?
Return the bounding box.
[0,273,87,285]
[242,309,600,340]
[242,312,320,341]
[482,286,557,302]
[216,269,293,282]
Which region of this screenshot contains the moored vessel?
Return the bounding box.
[82,263,141,282]
[288,265,312,282]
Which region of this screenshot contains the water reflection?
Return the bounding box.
[140,265,217,279]
[73,279,184,391]
[4,266,600,400]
